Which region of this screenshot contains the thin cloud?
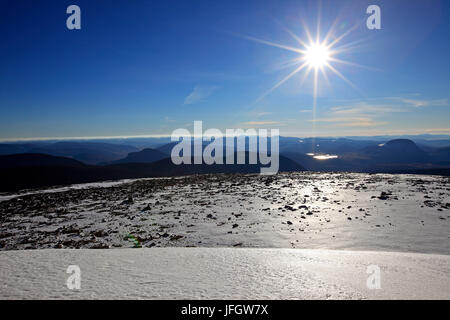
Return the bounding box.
[335,120,387,127]
[184,85,218,105]
[391,97,449,108]
[163,116,176,123]
[255,111,272,117]
[310,102,395,128]
[331,104,401,115]
[310,116,385,127]
[328,95,450,109]
[241,121,282,126]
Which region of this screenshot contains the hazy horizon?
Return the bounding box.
[2,132,450,144]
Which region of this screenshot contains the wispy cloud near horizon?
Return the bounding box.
[390,97,450,108]
[241,120,282,126]
[310,116,386,127]
[310,101,397,128]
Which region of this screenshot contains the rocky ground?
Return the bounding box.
[0,172,449,253]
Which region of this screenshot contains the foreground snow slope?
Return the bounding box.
[1,248,449,299]
[1,173,449,253]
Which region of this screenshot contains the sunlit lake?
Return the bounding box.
[307,153,339,160]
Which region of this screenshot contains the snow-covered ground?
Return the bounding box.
[1,248,449,299]
[0,178,147,203]
[0,172,449,299]
[1,172,448,253]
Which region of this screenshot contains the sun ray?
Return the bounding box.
[322,16,340,44]
[325,23,360,49]
[235,33,306,54]
[320,67,331,87]
[299,66,313,87]
[254,62,309,104]
[328,57,382,72]
[280,25,308,48]
[300,20,314,44]
[332,38,373,54]
[326,63,362,93]
[312,68,319,152]
[316,3,321,43]
[271,58,304,72]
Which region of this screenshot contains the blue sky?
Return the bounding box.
[0,0,449,140]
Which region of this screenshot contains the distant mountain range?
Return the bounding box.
[0,141,138,164]
[0,152,304,192]
[362,139,428,163]
[0,137,449,191]
[109,148,167,165]
[281,139,450,173]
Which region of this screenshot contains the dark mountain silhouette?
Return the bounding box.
[1,137,449,192]
[281,152,355,171]
[138,153,304,176]
[111,148,168,164]
[361,139,429,163]
[430,146,450,165]
[0,143,38,155]
[2,136,449,166]
[157,140,236,156]
[156,142,178,155]
[0,152,305,192]
[0,153,85,169]
[282,139,449,173]
[277,137,382,155]
[157,137,384,158]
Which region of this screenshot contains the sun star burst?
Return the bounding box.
[237,15,374,151]
[238,18,369,104]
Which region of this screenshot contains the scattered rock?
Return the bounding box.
[121,196,134,205]
[378,192,391,200]
[92,230,107,237]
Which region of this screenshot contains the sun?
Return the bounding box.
[236,10,375,153]
[238,20,365,103]
[304,43,330,69]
